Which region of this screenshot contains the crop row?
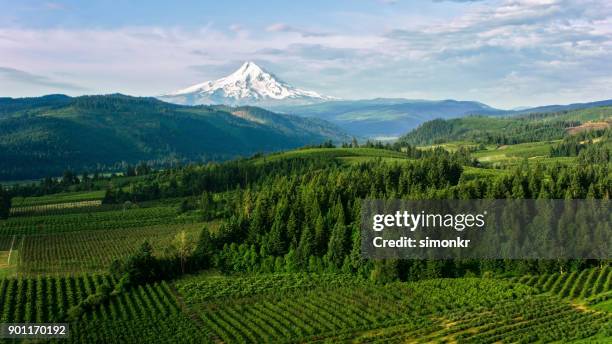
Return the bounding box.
[175,275,608,343]
[0,275,206,343]
[0,205,199,235]
[516,266,611,300]
[10,200,103,216]
[174,273,362,303]
[0,274,115,323]
[7,223,202,275]
[64,281,206,343]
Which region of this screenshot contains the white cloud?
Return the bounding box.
[265,23,330,37]
[0,0,610,108]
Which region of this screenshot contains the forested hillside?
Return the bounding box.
[0,94,347,180]
[399,106,612,145]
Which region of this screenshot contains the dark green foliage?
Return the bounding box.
[399,106,612,145]
[0,94,346,180]
[192,227,215,269]
[0,187,10,219]
[96,144,611,279]
[550,130,610,158]
[578,144,611,164]
[122,241,161,285]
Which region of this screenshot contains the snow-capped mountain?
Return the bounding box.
[158,61,336,106]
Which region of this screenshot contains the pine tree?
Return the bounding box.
[325,218,349,268]
[193,226,215,269]
[296,224,315,268]
[286,211,299,249]
[314,214,326,255]
[0,187,11,220]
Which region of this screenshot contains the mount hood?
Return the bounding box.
[158,61,336,106]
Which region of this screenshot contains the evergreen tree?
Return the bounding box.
[325,218,349,268]
[296,223,315,267]
[124,241,159,285]
[193,227,215,269]
[0,187,10,219]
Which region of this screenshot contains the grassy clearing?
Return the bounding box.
[252,147,408,164]
[473,140,559,161]
[337,156,412,164]
[418,141,481,152]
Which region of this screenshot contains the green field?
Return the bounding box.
[0,141,609,342]
[0,272,608,343]
[174,273,611,343]
[252,147,409,163]
[15,223,209,275]
[11,190,106,207]
[0,204,201,236]
[474,140,560,163]
[419,139,583,168]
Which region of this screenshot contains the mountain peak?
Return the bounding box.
[159,61,335,106]
[236,61,264,75]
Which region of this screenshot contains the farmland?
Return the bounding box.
[0,188,211,276]
[0,271,609,343]
[0,138,610,342]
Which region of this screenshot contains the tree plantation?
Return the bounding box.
[0,107,611,342]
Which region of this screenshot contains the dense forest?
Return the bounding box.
[399,106,611,145]
[550,129,611,164]
[93,147,611,285]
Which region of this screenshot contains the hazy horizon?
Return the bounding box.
[1,0,611,108]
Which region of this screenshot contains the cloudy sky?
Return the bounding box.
[0,0,610,108]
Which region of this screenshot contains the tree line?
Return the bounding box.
[109,149,609,286]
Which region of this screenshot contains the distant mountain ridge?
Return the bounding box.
[509,99,612,115]
[0,94,348,180]
[158,62,336,107]
[275,98,612,139]
[274,98,504,139]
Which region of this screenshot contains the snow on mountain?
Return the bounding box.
[158,61,336,106]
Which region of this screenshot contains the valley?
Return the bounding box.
[0,112,610,341]
[3,0,611,342]
[0,94,348,180]
[0,93,610,343]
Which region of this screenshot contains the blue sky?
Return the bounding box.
[0,0,610,108]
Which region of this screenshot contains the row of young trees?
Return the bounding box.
[6,162,156,200]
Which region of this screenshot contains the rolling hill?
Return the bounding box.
[399,106,612,145]
[0,94,348,180]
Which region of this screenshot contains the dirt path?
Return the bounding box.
[6,235,16,265]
